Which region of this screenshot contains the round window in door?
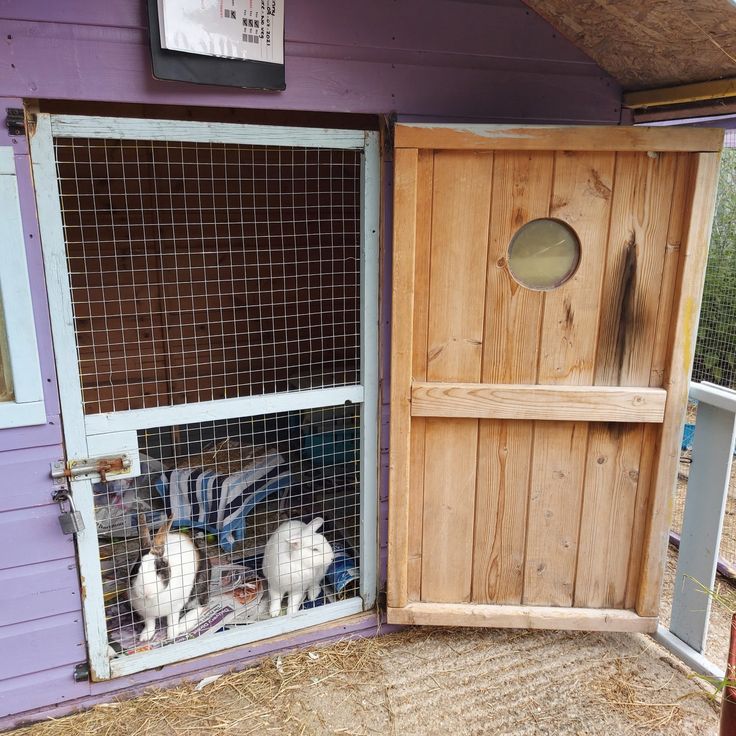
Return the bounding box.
[507,218,581,290]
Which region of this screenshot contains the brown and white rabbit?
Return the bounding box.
[262,517,334,618]
[129,515,209,642]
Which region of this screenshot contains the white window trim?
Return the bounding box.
[0,146,45,428]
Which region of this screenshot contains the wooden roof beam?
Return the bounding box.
[624,78,736,110]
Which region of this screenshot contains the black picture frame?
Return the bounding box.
[147,0,286,91]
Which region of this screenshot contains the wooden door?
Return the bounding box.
[388,124,723,632]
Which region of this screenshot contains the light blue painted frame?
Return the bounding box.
[0,147,46,428]
[655,381,736,680]
[32,113,380,680]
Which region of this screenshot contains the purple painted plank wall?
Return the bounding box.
[0,0,622,728]
[0,0,621,123]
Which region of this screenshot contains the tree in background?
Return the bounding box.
[693,148,736,389]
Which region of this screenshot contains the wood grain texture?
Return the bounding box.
[421,151,493,603]
[524,151,615,607]
[575,151,679,608]
[411,383,666,422]
[394,125,723,153]
[472,419,534,603]
[523,421,589,605]
[595,152,678,387]
[637,152,722,617]
[387,147,419,609]
[407,150,434,601]
[574,423,643,607]
[627,155,693,608]
[387,602,657,632]
[472,151,552,604]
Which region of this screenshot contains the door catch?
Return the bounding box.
[51,454,131,483]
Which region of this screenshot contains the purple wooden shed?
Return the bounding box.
[0,0,631,729]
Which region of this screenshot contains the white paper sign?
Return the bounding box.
[158,0,284,65]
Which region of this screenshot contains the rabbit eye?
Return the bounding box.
[311,546,319,552]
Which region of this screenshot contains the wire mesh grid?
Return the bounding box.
[51,133,365,655]
[671,133,736,572]
[54,137,361,414]
[95,406,361,655]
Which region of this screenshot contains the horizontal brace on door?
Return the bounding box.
[387,602,657,633]
[85,385,365,435]
[411,383,667,423]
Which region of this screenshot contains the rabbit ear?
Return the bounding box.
[152,516,173,555]
[306,517,324,533]
[138,513,152,548]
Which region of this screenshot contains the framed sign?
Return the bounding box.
[148,0,286,91]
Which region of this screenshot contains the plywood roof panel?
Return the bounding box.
[522,0,736,90]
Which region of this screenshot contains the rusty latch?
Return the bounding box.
[51,454,131,483]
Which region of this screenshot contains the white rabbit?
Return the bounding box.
[129,515,209,642]
[262,517,335,618]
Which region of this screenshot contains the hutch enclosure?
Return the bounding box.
[0,0,729,726]
[32,114,379,680]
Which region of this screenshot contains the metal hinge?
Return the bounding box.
[51,454,131,484]
[5,108,24,136]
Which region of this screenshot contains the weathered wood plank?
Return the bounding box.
[395,124,723,153]
[387,147,419,609]
[574,423,643,607]
[407,150,434,601]
[421,151,493,603]
[387,602,657,632]
[524,150,615,607]
[637,152,722,617]
[627,155,694,608]
[411,383,666,422]
[471,152,552,605]
[575,151,679,608]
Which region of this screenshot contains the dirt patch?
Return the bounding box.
[10,628,719,736]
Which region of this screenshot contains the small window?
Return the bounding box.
[507,218,580,291]
[0,147,45,428]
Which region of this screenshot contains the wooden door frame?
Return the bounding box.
[387,124,722,631]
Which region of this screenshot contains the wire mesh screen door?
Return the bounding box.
[32,114,379,680]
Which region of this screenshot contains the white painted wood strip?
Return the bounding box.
[387,602,657,632]
[655,625,725,680]
[0,147,45,417]
[85,385,365,435]
[31,114,111,680]
[690,381,736,413]
[0,401,46,428]
[109,597,365,678]
[0,147,14,174]
[86,430,142,481]
[50,115,367,149]
[358,131,380,611]
[669,400,736,652]
[411,383,667,422]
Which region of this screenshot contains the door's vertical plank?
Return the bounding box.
[387,148,419,610]
[637,151,722,617]
[625,422,659,608]
[575,423,643,607]
[472,151,552,604]
[421,151,493,603]
[575,152,678,608]
[524,151,615,607]
[650,154,694,389]
[626,154,693,608]
[407,151,434,601]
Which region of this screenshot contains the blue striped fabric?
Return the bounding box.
[153,451,291,552]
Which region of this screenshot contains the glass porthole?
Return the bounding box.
[507,218,581,291]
